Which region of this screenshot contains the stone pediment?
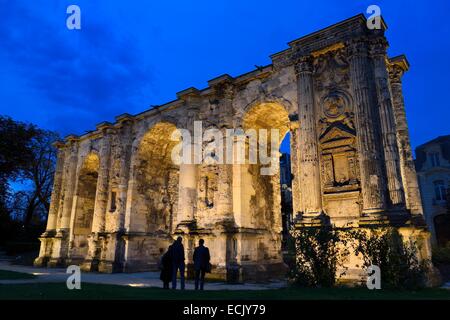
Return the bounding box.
[320,123,355,149]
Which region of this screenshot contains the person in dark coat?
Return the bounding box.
[193,239,210,290]
[159,247,172,289]
[171,236,185,290]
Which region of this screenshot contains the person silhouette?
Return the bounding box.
[193,239,210,290]
[171,236,185,289]
[158,247,172,289]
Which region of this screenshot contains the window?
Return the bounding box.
[434,214,450,247]
[429,152,440,167]
[434,180,447,201]
[110,191,117,212]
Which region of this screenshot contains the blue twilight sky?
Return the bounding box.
[0,0,449,155]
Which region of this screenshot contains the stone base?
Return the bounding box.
[359,211,414,227]
[240,262,288,282]
[65,257,86,266]
[294,212,330,227]
[80,259,99,272]
[47,257,67,268]
[203,262,288,283]
[99,260,125,273]
[33,256,50,267]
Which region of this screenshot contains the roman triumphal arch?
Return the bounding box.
[35,14,432,281]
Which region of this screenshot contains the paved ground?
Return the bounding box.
[2,260,449,290]
[0,261,287,290]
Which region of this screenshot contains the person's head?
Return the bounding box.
[176,236,182,243]
[159,248,164,254]
[199,239,204,246]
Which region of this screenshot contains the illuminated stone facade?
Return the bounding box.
[35,14,432,282]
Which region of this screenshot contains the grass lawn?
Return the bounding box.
[0,270,36,280]
[0,283,449,300]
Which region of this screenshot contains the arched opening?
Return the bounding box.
[279,132,293,249]
[434,214,450,247]
[135,122,179,234]
[72,153,99,259]
[240,102,291,270]
[126,122,179,269]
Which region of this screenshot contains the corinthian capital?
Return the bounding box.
[369,37,389,57]
[388,55,409,84]
[294,55,313,76]
[346,37,369,58]
[388,64,405,84]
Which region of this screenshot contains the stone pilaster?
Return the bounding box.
[216,163,234,223]
[177,156,198,225]
[347,38,387,214]
[289,117,301,216]
[389,59,424,216]
[83,125,113,271]
[46,142,66,232]
[370,37,405,208]
[49,136,79,266]
[92,128,113,233]
[98,117,133,273]
[212,80,235,225]
[34,141,66,267]
[117,121,133,230]
[295,55,322,216]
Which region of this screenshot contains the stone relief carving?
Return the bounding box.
[323,92,345,118]
[313,49,349,92]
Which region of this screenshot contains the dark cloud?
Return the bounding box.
[0,0,153,135]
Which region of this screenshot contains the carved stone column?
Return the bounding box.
[389,60,424,216]
[46,142,66,232]
[216,163,233,223]
[370,37,405,208]
[98,114,133,272]
[176,94,201,230]
[83,125,113,271]
[49,136,79,266]
[116,117,134,230]
[209,79,234,225]
[289,117,301,216]
[58,137,79,229]
[347,38,387,214]
[34,141,66,266]
[177,154,198,224]
[295,56,322,216]
[91,127,113,233]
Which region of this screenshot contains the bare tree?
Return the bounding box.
[21,129,60,226]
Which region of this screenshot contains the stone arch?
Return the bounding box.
[123,121,180,271]
[71,152,100,259]
[238,95,294,127]
[237,101,290,269]
[133,121,180,234]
